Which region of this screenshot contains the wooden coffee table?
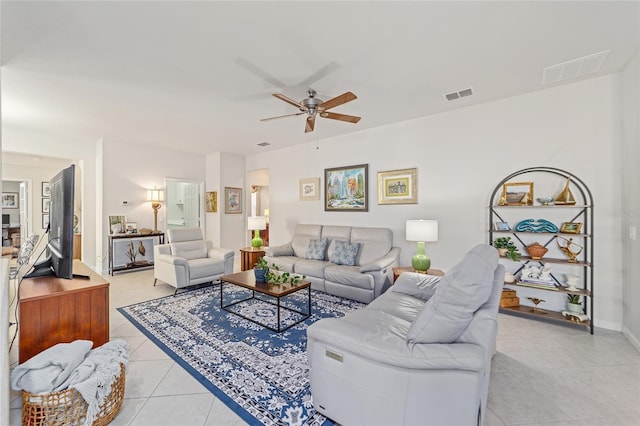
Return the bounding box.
[220,270,311,332]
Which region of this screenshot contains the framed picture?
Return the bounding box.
[377,168,417,205]
[500,182,534,206]
[299,177,320,201]
[42,198,50,213]
[206,191,218,212]
[125,222,138,234]
[41,181,50,197]
[108,215,127,234]
[325,164,368,211]
[494,221,511,231]
[1,192,19,209]
[224,187,242,214]
[560,222,583,234]
[42,214,49,229]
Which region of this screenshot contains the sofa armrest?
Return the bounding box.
[264,243,293,257]
[208,247,234,261]
[156,253,189,267]
[359,247,400,273]
[393,272,442,301]
[308,310,485,371]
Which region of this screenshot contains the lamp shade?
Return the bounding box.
[248,216,267,231]
[406,219,438,242]
[147,188,165,202]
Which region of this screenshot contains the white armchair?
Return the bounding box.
[153,228,234,294]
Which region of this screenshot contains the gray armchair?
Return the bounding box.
[153,228,234,294]
[307,244,504,426]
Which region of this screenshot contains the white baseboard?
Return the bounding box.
[622,326,640,353]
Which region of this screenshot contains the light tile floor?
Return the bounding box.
[8,266,640,426]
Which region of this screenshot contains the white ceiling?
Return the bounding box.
[1,1,638,156]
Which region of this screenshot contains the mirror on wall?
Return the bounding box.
[164,178,204,230]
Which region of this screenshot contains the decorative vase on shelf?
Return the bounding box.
[567,302,582,314]
[526,242,548,259]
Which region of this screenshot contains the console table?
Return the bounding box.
[108,232,164,275]
[19,260,110,363]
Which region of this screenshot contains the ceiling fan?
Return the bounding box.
[261,89,361,133]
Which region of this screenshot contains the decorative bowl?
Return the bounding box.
[536,197,554,205]
[526,242,548,259]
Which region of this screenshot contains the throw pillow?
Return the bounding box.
[406,244,498,344]
[305,238,329,260]
[329,240,361,266]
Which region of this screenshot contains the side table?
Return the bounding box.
[240,247,265,271]
[392,266,445,283]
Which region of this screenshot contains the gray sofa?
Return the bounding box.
[307,244,504,426]
[263,224,400,303]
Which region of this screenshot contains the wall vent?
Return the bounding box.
[542,50,610,85]
[444,87,474,101]
[257,142,271,147]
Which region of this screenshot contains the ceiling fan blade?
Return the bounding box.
[305,115,316,133]
[296,62,340,89]
[320,111,361,123]
[260,112,305,122]
[273,93,306,110]
[318,91,357,111]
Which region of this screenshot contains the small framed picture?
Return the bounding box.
[224,187,242,214]
[42,182,50,197]
[206,191,218,212]
[1,192,19,209]
[494,221,511,231]
[560,222,583,234]
[377,168,418,205]
[299,177,320,201]
[42,214,50,229]
[108,215,127,234]
[125,222,138,234]
[500,182,534,206]
[42,198,50,213]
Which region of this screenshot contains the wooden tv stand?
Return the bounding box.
[19,260,110,363]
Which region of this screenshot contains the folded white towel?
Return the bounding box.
[10,340,93,394]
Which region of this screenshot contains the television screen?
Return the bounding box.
[24,164,75,279]
[2,214,9,226]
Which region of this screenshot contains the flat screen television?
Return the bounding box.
[24,164,75,279]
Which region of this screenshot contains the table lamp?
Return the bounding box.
[248,216,267,248]
[406,219,438,273]
[147,187,164,233]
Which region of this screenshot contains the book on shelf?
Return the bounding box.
[516,280,561,290]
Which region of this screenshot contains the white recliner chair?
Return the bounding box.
[153,228,234,294]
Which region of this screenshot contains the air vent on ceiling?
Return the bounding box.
[444,87,474,101]
[542,50,610,85]
[257,142,271,147]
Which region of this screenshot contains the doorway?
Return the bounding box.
[164,178,204,230]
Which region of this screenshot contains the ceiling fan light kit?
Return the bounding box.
[261,89,361,133]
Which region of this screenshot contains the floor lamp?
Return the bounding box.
[147,187,164,233]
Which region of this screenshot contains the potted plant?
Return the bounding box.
[254,257,269,282]
[567,293,582,314]
[492,237,521,261]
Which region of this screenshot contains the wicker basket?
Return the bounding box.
[21,363,125,426]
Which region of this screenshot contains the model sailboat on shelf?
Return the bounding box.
[554,177,576,205]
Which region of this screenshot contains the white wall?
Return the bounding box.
[101,141,205,272]
[2,128,99,267]
[247,75,625,330]
[620,50,640,349]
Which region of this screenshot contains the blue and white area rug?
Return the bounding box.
[117,284,365,425]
